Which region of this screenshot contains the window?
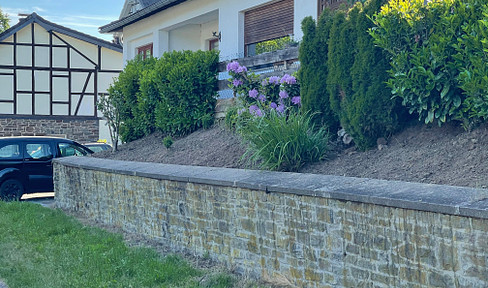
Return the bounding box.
[137,43,153,59]
[0,144,21,159]
[26,143,53,160]
[244,0,294,56]
[58,143,89,157]
[209,39,219,51]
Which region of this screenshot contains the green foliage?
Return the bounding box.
[97,92,123,152]
[255,36,296,55]
[108,50,218,143]
[299,0,403,150]
[344,0,405,150]
[370,0,488,126]
[0,7,9,33]
[453,1,488,122]
[239,110,329,172]
[109,56,156,143]
[162,136,173,148]
[298,14,339,132]
[154,50,219,136]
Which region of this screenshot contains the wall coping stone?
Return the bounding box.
[55,156,488,219]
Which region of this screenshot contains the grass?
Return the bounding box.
[0,202,245,288]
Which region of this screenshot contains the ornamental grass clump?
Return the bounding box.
[240,110,329,172]
[227,62,328,171]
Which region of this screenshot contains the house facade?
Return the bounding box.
[100,0,329,63]
[0,13,123,143]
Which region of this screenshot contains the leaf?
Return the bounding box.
[453,96,461,108]
[426,110,434,124]
[440,85,449,99]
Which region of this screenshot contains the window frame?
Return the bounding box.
[136,43,153,60]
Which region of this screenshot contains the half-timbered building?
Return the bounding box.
[0,13,123,143]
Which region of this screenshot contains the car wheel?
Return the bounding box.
[0,179,24,201]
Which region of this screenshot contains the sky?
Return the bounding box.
[0,0,125,41]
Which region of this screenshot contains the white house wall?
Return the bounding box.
[122,0,318,62]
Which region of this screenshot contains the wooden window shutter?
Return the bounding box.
[244,0,294,46]
[318,0,354,17]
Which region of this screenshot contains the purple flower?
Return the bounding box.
[276,103,286,114]
[236,65,248,73]
[232,79,243,87]
[226,61,240,73]
[249,89,259,99]
[270,102,278,109]
[258,94,267,102]
[280,74,297,85]
[268,76,280,85]
[249,105,263,117]
[291,96,301,106]
[279,90,289,99]
[261,79,269,86]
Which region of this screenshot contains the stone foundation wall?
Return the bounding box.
[0,116,99,143]
[54,157,488,287]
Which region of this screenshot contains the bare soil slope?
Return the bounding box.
[94,122,488,188]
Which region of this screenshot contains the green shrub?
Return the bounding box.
[298,13,339,132]
[108,56,156,142]
[154,50,219,136]
[300,0,404,150]
[109,50,219,142]
[162,136,173,148]
[370,0,488,126]
[239,110,329,172]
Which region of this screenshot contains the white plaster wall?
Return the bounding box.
[122,0,316,62]
[126,33,153,61]
[169,24,201,51]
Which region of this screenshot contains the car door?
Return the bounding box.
[23,140,55,192]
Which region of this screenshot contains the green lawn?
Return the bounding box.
[0,202,238,288]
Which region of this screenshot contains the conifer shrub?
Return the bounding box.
[302,0,405,150]
[343,0,406,150]
[298,13,339,132]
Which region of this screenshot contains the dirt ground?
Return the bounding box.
[94,121,488,189]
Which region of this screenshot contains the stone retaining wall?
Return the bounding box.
[54,157,488,287]
[0,116,99,143]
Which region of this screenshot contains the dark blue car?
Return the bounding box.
[0,136,93,201]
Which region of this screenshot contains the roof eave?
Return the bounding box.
[99,0,188,33]
[0,13,122,53]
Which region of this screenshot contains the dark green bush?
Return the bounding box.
[344,0,405,150]
[298,13,339,132]
[299,0,404,150]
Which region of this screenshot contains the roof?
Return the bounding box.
[0,13,122,52]
[100,0,188,33]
